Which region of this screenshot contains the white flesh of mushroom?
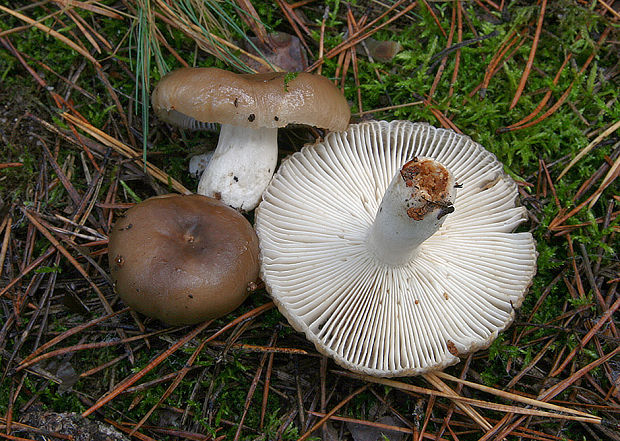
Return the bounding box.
[256,121,537,377]
[197,124,278,211]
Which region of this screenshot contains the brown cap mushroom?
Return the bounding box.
[108,194,259,325]
[152,67,350,130]
[152,67,350,211]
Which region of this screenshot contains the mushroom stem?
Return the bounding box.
[197,124,278,211]
[366,157,456,265]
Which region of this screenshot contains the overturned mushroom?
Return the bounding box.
[152,67,350,211]
[108,194,259,325]
[256,121,537,376]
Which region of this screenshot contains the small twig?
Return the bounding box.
[298,384,369,441]
[550,295,620,376]
[233,330,277,441]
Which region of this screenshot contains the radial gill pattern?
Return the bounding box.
[255,121,537,377]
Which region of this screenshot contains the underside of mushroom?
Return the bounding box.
[256,120,537,377]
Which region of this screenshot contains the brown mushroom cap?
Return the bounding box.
[108,194,259,325]
[151,67,350,131]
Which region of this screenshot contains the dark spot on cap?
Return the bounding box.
[126,223,133,230]
[188,294,194,299]
[274,116,279,121]
[115,255,124,267]
[234,98,238,107]
[248,114,255,122]
[233,176,239,182]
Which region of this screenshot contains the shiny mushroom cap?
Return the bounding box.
[108,194,259,325]
[256,121,537,377]
[151,67,350,131]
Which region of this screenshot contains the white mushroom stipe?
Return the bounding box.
[151,68,350,211]
[197,124,278,210]
[366,158,456,265]
[255,121,537,377]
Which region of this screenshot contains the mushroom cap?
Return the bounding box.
[255,121,537,377]
[108,194,259,325]
[151,67,350,131]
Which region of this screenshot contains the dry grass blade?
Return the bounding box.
[60,112,190,194]
[127,342,209,435]
[0,5,100,67]
[499,26,611,133]
[558,119,620,179]
[423,372,492,430]
[599,0,620,19]
[588,155,619,208]
[275,0,312,53]
[357,101,424,117]
[54,0,124,19]
[336,371,602,424]
[103,418,157,441]
[0,163,23,169]
[433,371,601,419]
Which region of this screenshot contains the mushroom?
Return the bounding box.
[151,67,350,211]
[108,194,259,325]
[255,121,537,376]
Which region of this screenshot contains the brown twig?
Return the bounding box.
[297,384,370,441]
